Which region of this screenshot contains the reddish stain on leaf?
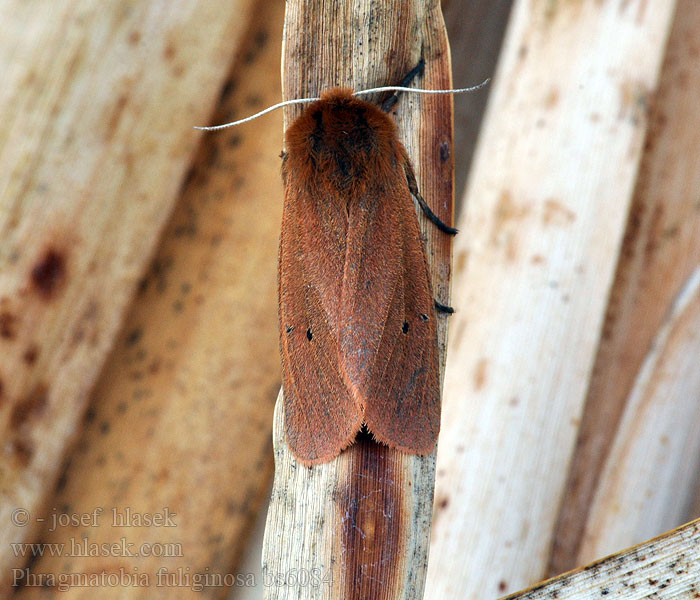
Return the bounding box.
[163,43,175,60]
[0,312,17,339]
[10,383,48,429]
[31,249,66,299]
[474,358,489,391]
[23,345,39,365]
[11,439,35,466]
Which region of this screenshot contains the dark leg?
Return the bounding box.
[403,159,458,235]
[388,58,459,235]
[381,58,426,113]
[435,300,454,314]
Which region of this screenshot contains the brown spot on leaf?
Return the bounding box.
[245,93,263,107]
[474,358,488,390]
[243,29,268,64]
[491,191,530,260]
[23,345,39,365]
[125,328,142,346]
[455,250,469,272]
[219,79,236,102]
[543,198,576,226]
[128,31,141,45]
[11,383,48,429]
[11,438,34,465]
[106,94,127,140]
[163,42,175,60]
[154,467,170,482]
[31,249,66,299]
[55,458,72,492]
[254,29,268,49]
[545,88,559,109]
[0,311,17,339]
[84,406,96,423]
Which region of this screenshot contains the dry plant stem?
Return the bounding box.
[425,1,677,598]
[576,267,700,565]
[262,1,454,599]
[0,0,252,591]
[551,0,700,574]
[507,518,700,599]
[13,4,283,599]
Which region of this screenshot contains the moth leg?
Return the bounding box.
[434,300,454,314]
[403,158,458,235]
[381,58,426,113]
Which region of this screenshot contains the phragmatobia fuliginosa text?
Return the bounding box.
[278,85,453,465]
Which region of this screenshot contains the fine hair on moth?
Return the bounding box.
[198,63,488,466]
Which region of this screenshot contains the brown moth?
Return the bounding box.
[278,86,453,465]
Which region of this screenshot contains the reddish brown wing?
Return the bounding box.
[279,173,363,465]
[339,148,440,454]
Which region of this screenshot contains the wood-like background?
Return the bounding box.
[1,0,698,599]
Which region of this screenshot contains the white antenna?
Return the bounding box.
[194,97,320,130]
[194,79,490,131]
[353,80,490,98]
